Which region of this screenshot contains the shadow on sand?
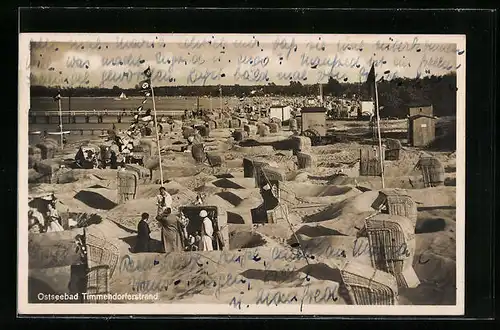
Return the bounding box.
[120,235,164,253]
[415,218,447,234]
[73,190,117,210]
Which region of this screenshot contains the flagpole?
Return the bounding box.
[374,74,385,189]
[58,96,63,150]
[150,82,164,186]
[219,85,223,112]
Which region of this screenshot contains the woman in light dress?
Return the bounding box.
[45,196,64,232]
[198,210,214,251]
[28,207,45,234]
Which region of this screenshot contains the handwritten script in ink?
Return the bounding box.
[29,36,463,88]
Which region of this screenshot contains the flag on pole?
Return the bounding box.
[53,92,61,101]
[366,63,376,100]
[139,79,151,91]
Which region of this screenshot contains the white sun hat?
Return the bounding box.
[199,210,208,218]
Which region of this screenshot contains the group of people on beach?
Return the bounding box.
[28,194,65,234]
[134,187,215,254]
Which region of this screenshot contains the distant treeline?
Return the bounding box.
[31,73,456,117]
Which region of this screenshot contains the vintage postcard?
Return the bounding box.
[18,33,465,315]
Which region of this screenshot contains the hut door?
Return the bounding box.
[420,120,429,146]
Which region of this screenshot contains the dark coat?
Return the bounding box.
[156,213,184,253]
[135,220,151,253]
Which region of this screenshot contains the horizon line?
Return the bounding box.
[30,72,456,90]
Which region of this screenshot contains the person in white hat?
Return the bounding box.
[198,209,214,251]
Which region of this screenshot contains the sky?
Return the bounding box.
[28,35,460,88]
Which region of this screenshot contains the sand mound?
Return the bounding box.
[284,183,355,198]
[229,230,267,250]
[135,183,198,214]
[250,223,293,245]
[173,172,218,191]
[415,231,456,261]
[399,251,456,305]
[407,187,456,208]
[203,194,238,211]
[288,170,311,182]
[302,190,377,222]
[105,198,159,231]
[72,169,120,182]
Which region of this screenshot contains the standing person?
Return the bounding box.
[28,207,44,234]
[45,195,64,232]
[135,213,151,253]
[155,208,183,253]
[75,147,85,168]
[198,210,214,251]
[109,150,118,169]
[156,187,173,217]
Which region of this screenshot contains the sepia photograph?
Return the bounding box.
[18,33,465,315]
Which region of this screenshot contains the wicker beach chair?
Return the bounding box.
[384,139,402,161]
[371,189,418,226]
[364,214,420,288]
[340,261,399,305]
[414,156,445,187]
[289,135,312,155]
[84,230,120,303]
[117,170,138,204]
[359,147,385,177]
